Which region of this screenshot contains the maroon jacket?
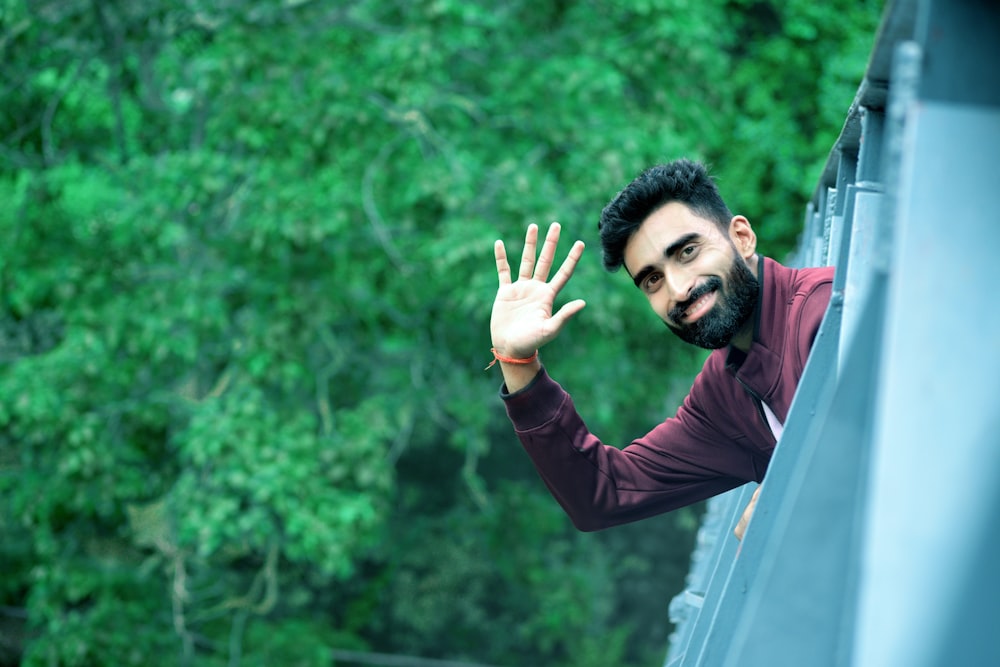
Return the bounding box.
[501,257,834,531]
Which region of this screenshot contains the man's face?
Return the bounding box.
[622,202,759,350]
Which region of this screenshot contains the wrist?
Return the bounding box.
[484,347,538,370]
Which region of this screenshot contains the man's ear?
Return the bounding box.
[729,215,757,260]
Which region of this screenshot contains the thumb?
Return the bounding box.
[550,299,586,328]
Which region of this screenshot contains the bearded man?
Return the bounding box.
[487,159,833,539]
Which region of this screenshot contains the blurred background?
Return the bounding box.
[0,1,882,665]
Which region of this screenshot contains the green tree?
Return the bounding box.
[1,0,882,665]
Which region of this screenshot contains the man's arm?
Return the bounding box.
[490,222,586,392]
[503,359,757,531]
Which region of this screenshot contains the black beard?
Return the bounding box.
[665,255,759,349]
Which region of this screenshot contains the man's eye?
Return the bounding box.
[643,274,662,292]
[682,245,697,258]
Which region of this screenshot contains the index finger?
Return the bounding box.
[548,239,586,293]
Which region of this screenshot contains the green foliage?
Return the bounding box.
[1,0,882,665]
[171,386,390,574]
[714,0,883,255]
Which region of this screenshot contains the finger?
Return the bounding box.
[538,299,586,345]
[495,239,511,286]
[517,224,539,280]
[532,222,561,282]
[549,239,586,293]
[734,487,760,540]
[550,299,586,330]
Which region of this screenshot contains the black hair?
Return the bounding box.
[598,159,733,272]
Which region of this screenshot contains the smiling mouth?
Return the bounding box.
[681,289,716,323]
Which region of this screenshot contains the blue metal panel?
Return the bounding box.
[855,108,884,185]
[852,99,1000,667]
[664,486,750,666]
[838,186,883,368]
[914,0,1000,107]
[666,488,740,662]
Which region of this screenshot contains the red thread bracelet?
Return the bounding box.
[484,347,538,370]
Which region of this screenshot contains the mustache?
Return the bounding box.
[669,276,723,323]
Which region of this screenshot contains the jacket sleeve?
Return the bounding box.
[501,367,754,531]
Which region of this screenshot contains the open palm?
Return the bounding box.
[490,223,587,359]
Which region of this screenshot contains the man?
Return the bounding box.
[488,159,833,538]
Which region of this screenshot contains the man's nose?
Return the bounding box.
[665,266,694,303]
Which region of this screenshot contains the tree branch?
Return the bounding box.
[171,552,196,667]
[362,131,412,273]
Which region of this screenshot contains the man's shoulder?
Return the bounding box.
[757,258,835,361]
[795,263,836,285]
[764,258,835,301]
[766,257,834,283]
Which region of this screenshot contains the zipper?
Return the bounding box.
[735,374,770,436]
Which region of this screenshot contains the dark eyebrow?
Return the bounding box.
[631,232,702,288]
[665,232,701,259]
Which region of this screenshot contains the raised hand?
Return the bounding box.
[490,223,586,362]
